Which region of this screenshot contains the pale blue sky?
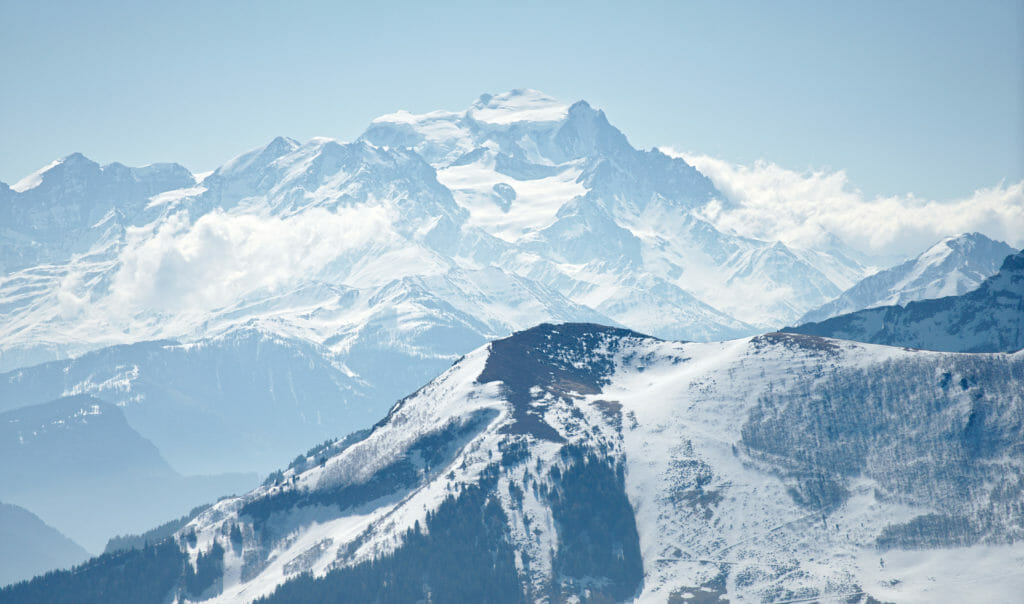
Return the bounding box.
[1,0,1021,199]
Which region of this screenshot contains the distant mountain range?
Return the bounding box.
[6,323,1022,602]
[800,232,1015,324]
[0,91,882,548]
[0,90,874,376]
[0,502,88,587]
[788,248,1024,352]
[0,395,256,553]
[0,331,373,477]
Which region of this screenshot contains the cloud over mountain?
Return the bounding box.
[106,206,394,315]
[671,150,1024,259]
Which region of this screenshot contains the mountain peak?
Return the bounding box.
[944,231,998,251]
[214,136,301,177]
[468,89,569,125]
[62,151,94,165]
[10,154,98,192]
[917,231,1010,268]
[477,322,654,437]
[798,232,1016,325]
[789,246,1024,352]
[267,135,301,153]
[486,322,653,364]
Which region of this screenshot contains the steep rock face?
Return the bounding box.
[801,233,1016,324]
[9,324,1023,603]
[0,502,89,587]
[787,249,1024,352]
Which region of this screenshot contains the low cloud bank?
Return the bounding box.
[664,149,1024,260]
[72,206,394,321]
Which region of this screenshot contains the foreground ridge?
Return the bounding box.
[5,323,1023,602]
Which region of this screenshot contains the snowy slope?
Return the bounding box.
[12,324,1022,602]
[801,232,1015,324]
[788,248,1024,352]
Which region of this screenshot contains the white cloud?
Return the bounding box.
[106,206,394,315]
[662,148,1024,260]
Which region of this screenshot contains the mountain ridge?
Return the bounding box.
[7,323,1023,602]
[787,248,1024,352]
[0,502,89,587]
[0,394,257,553]
[800,232,1015,324]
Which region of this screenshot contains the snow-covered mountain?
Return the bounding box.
[0,90,894,504]
[0,154,195,274]
[0,90,873,375]
[0,502,89,587]
[800,232,1015,324]
[788,249,1024,353]
[362,89,869,330]
[8,324,1023,603]
[0,395,257,553]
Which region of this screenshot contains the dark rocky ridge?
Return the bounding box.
[477,322,654,441]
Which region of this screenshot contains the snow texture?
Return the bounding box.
[171,324,1024,603]
[789,248,1024,353]
[800,232,1015,324]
